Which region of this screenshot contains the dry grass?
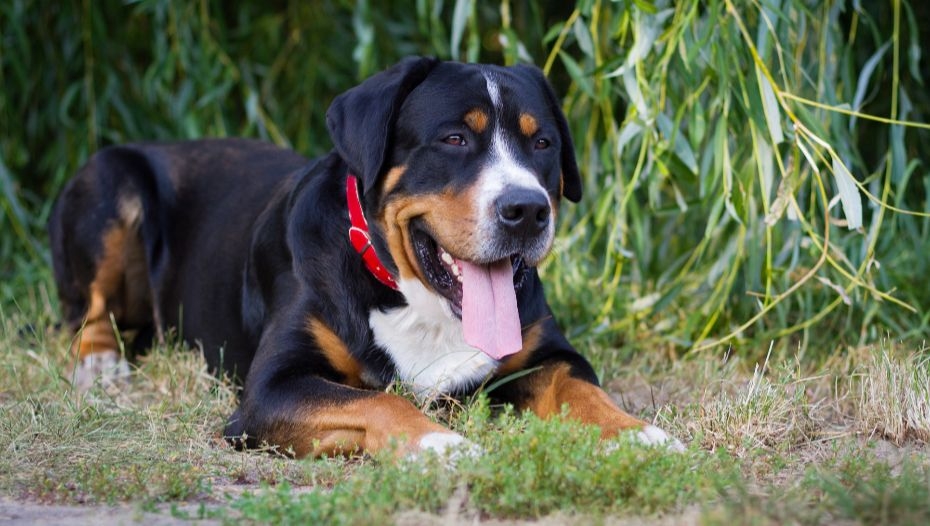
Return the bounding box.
[853,345,930,444]
[684,351,820,455]
[611,342,929,462]
[2,307,929,522]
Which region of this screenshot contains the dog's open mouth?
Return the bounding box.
[412,228,527,317]
[411,227,528,359]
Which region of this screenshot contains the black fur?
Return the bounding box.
[49,59,599,454]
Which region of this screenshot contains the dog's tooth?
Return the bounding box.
[441,251,454,266]
[450,263,461,276]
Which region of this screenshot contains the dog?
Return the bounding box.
[49,57,682,458]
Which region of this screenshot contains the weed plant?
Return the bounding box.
[2,1,928,362]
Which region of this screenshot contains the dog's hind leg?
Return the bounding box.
[50,154,155,391]
[70,214,146,390]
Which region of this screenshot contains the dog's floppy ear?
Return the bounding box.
[326,56,439,191]
[514,64,582,203]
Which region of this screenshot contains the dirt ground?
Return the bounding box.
[0,498,217,526]
[0,496,704,526]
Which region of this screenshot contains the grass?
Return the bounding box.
[1,290,928,524]
[705,455,930,525]
[225,412,720,524]
[685,350,820,454]
[854,347,930,444]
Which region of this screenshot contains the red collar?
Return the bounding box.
[346,174,399,290]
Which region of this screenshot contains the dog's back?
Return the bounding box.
[48,138,307,382]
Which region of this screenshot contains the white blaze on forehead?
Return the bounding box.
[484,70,502,108]
[475,72,553,250]
[481,73,547,191]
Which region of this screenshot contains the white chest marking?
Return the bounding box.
[369,279,499,398]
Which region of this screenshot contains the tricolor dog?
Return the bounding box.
[49,57,682,457]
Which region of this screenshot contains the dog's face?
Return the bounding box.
[327,58,580,325]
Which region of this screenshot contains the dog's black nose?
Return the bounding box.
[495,189,550,237]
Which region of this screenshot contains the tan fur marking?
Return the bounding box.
[306,317,365,388]
[497,319,547,377]
[464,108,488,134]
[382,166,406,195]
[73,208,152,362]
[86,227,129,321]
[521,363,646,438]
[519,113,539,137]
[72,227,129,360]
[73,319,120,360]
[378,188,479,282]
[281,393,450,458]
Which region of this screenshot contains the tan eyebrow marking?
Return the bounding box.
[519,113,539,137]
[464,108,489,134]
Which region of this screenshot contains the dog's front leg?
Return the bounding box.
[226,374,466,459]
[494,348,684,451]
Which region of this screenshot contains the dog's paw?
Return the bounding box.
[73,350,130,391]
[410,432,483,465]
[633,424,686,452]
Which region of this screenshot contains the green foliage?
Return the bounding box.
[2,299,927,522]
[463,408,715,516]
[229,407,721,523]
[2,0,929,358]
[814,455,930,524]
[707,448,930,525]
[539,0,930,358]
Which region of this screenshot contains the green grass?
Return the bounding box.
[1,310,231,505]
[2,293,928,523]
[539,0,930,356]
[223,406,724,524]
[705,449,930,525]
[224,448,930,525]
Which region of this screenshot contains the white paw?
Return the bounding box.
[73,351,130,391]
[633,424,686,452]
[411,432,483,465]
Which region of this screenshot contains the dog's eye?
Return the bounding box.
[443,134,467,147]
[534,138,551,150]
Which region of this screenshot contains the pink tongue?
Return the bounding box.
[460,259,522,360]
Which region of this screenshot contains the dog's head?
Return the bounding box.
[326,58,580,347]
